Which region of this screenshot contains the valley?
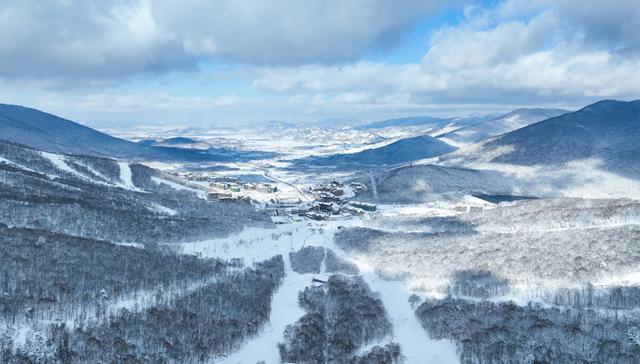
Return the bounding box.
[3,1,640,362]
[1,100,640,363]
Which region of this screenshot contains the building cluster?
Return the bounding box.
[194,172,377,222]
[299,181,375,220]
[206,176,277,203]
[182,172,215,182]
[454,202,485,213]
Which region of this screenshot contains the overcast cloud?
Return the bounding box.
[0,0,443,79]
[0,0,638,126]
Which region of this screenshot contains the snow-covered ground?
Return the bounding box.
[351,255,458,363]
[180,218,459,363]
[37,152,146,192]
[150,175,206,198]
[0,156,38,173]
[117,161,138,190]
[217,254,310,364]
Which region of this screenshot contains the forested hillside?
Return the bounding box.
[0,141,270,245]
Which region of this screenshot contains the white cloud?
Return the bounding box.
[35,92,240,112]
[0,0,448,81]
[1,0,639,124]
[0,0,190,80]
[253,0,640,110]
[421,12,556,71]
[332,92,371,104]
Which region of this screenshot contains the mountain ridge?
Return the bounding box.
[440,99,640,175]
[436,108,568,147]
[294,134,456,169]
[0,103,274,162]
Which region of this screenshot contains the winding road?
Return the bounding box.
[263,168,310,201]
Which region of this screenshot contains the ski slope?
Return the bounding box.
[180,219,459,363]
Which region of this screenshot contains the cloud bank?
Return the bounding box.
[0,0,444,80]
[254,0,640,108]
[0,0,638,125]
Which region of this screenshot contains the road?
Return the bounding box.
[263,169,310,201]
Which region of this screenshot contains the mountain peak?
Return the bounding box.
[579,99,640,113]
[441,99,640,175]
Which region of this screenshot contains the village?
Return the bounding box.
[167,169,499,226]
[170,171,378,222]
[301,180,375,220]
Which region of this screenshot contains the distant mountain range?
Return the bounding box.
[358,99,640,202]
[292,108,570,170]
[356,114,497,132]
[0,104,275,162]
[356,116,454,130]
[437,108,568,147]
[139,137,214,150]
[442,100,640,175]
[294,135,456,169]
[158,137,201,145]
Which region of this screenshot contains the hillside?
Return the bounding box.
[353,101,640,203]
[441,100,640,177]
[437,108,568,147]
[0,140,270,244]
[0,103,274,162]
[294,135,456,169]
[335,198,640,286]
[357,164,515,203]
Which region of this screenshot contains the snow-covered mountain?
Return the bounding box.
[3,99,640,364]
[144,137,213,150]
[437,108,568,147]
[356,116,455,130]
[442,100,640,175]
[356,114,497,134]
[0,103,274,162]
[0,140,269,244]
[294,134,456,169]
[356,100,640,203]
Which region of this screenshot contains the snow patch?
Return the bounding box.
[219,254,310,364]
[151,176,204,198]
[350,255,459,364]
[40,152,80,177]
[12,326,33,349]
[0,156,38,173]
[147,202,178,216]
[117,161,140,191]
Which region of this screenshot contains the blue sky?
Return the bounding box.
[0,0,638,127]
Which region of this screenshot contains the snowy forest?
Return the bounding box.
[1,76,640,363]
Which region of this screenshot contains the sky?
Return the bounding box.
[0,0,639,127]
